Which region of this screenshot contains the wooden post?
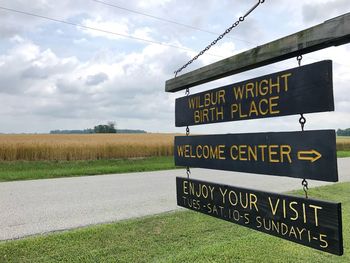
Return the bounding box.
[165,12,350,92]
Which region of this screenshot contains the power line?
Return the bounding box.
[91,0,256,46]
[0,5,224,58]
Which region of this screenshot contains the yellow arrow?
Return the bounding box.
[297,150,322,162]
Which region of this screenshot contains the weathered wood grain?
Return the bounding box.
[175,130,338,182]
[177,177,343,255]
[175,60,334,127]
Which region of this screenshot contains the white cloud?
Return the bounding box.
[302,0,350,24]
[80,17,130,39]
[0,0,349,133]
[0,38,184,132]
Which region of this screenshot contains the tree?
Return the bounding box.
[337,128,350,136]
[94,122,117,133]
[107,121,117,133]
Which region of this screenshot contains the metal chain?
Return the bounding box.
[299,112,308,197]
[297,53,308,198]
[174,0,265,77]
[186,166,191,179]
[186,126,190,136]
[185,88,191,178]
[297,55,303,67]
[297,54,306,131]
[302,179,309,199]
[299,114,306,131]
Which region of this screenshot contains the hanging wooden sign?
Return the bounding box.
[177,177,343,255]
[175,60,333,127]
[175,130,338,182]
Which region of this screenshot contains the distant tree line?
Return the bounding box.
[337,128,350,136]
[117,129,146,134]
[50,129,94,134]
[50,122,146,134]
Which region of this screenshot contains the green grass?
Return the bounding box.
[0,182,349,263]
[338,151,350,158]
[0,151,348,182]
[0,156,176,182]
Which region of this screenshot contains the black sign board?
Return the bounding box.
[175,130,338,182]
[175,60,334,127]
[177,177,343,255]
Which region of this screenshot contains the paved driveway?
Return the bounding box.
[1,158,349,241]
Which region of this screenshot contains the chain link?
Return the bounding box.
[297,55,303,67]
[186,126,190,136]
[299,114,306,131]
[186,166,191,179]
[302,179,309,199]
[174,0,265,77]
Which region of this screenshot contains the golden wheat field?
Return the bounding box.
[0,134,349,162]
[0,133,176,161]
[336,136,350,151]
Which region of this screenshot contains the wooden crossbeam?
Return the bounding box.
[165,12,350,92]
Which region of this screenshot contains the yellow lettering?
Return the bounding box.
[280,73,292,92]
[203,145,209,159]
[309,204,322,227]
[269,145,280,163]
[196,145,202,158]
[233,86,244,100]
[320,234,328,248]
[218,145,226,160]
[269,197,280,216]
[203,109,209,122]
[258,99,269,115]
[183,180,188,195]
[189,182,195,195]
[259,79,269,95]
[230,145,238,160]
[239,145,248,161]
[280,145,292,163]
[216,106,224,121]
[249,101,258,117]
[188,97,196,109]
[239,103,248,118]
[209,145,218,159]
[269,96,280,114]
[219,188,227,204]
[228,190,238,206]
[194,110,200,123]
[184,145,190,158]
[250,193,259,212]
[270,76,280,93]
[204,93,211,107]
[248,145,257,161]
[177,145,185,157]
[259,145,267,162]
[290,201,299,221]
[231,104,238,119]
[245,82,255,99]
[219,90,226,104]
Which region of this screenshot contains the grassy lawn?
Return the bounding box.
[0,151,348,182]
[338,151,350,158]
[0,156,176,182]
[0,182,348,262]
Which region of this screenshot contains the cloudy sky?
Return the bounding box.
[0,0,349,134]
